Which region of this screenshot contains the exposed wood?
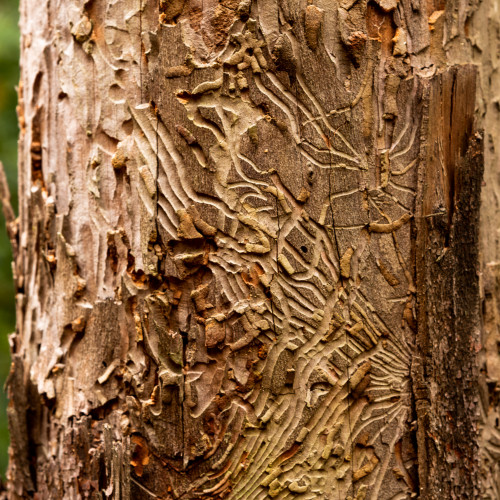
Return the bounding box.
[413,65,483,498]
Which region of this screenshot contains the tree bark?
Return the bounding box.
[5,0,498,498]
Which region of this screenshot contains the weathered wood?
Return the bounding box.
[413,65,483,498]
[5,0,498,498]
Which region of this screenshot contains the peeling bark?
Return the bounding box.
[5,0,498,498]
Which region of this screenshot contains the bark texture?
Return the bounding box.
[5,0,497,498]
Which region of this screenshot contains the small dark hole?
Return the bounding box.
[246,48,254,56]
[496,418,499,427]
[301,246,308,253]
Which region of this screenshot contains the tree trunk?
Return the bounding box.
[5,0,499,498]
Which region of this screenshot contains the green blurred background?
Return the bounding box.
[0,0,19,478]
